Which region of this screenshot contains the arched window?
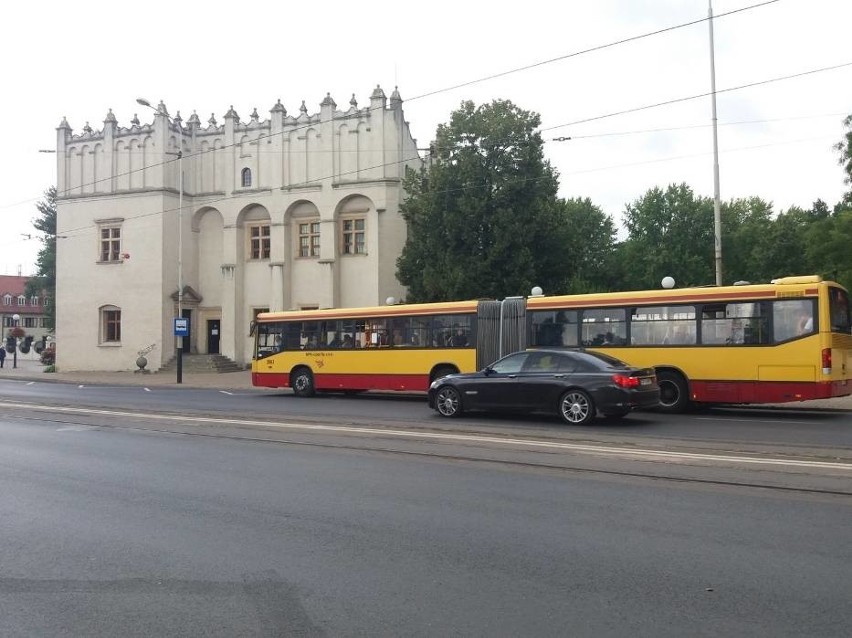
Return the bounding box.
[241,167,252,188]
[3,294,11,305]
[17,295,26,306]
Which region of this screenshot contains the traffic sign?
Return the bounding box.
[174,317,189,337]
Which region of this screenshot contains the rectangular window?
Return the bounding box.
[701,302,770,345]
[773,299,815,342]
[248,224,271,260]
[828,287,850,333]
[31,296,39,306]
[531,310,580,347]
[630,306,696,345]
[581,308,627,346]
[24,317,36,328]
[99,225,122,262]
[299,221,320,257]
[342,218,366,254]
[103,309,121,343]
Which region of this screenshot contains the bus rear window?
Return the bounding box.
[829,287,851,333]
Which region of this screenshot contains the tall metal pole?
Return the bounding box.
[176,133,184,384]
[709,1,723,286]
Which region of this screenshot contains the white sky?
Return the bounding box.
[1,0,849,276]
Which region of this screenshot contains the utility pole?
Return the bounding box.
[709,0,723,286]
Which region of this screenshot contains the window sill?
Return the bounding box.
[98,342,122,347]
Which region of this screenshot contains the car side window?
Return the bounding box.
[522,352,559,372]
[490,353,528,374]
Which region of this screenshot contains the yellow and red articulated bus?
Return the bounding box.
[526,275,851,411]
[252,275,851,411]
[251,300,480,396]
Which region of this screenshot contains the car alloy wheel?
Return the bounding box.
[559,389,595,425]
[435,386,462,417]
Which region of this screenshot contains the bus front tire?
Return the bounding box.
[291,368,315,397]
[431,365,457,384]
[657,371,689,413]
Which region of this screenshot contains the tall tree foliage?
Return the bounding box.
[619,183,714,289]
[397,100,566,301]
[553,197,617,293]
[835,113,852,201]
[25,187,57,331]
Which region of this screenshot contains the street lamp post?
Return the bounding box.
[12,313,20,369]
[137,98,184,384]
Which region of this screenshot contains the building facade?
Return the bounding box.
[54,86,421,371]
[0,275,50,352]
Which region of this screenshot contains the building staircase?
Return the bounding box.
[158,353,244,374]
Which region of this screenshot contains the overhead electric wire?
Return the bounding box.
[542,61,852,132]
[2,0,783,214]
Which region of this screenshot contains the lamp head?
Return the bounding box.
[136,98,152,108]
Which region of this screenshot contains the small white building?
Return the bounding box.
[54,86,421,371]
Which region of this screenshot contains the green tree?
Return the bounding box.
[396,100,566,301]
[835,113,852,200]
[552,197,617,293]
[25,186,57,331]
[619,183,714,289]
[803,210,852,289]
[719,196,774,282]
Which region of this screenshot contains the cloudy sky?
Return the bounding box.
[1,0,849,276]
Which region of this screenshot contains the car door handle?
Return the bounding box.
[508,374,517,378]
[553,374,565,378]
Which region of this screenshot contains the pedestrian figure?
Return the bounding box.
[0,346,6,368]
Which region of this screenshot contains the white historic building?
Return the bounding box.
[54,86,421,371]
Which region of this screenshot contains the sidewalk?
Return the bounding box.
[1,357,850,410]
[0,358,260,391]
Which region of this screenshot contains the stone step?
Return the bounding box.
[159,354,245,374]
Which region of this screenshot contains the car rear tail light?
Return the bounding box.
[612,374,640,388]
[821,348,832,375]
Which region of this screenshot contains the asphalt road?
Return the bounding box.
[0,376,851,451]
[1,380,850,636]
[2,414,850,637]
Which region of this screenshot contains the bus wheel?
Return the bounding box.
[559,389,595,425]
[291,367,315,397]
[657,371,688,413]
[431,365,457,384]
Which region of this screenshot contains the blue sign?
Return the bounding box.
[174,317,189,337]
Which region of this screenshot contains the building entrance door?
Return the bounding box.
[207,319,220,354]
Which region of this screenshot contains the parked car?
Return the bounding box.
[428,349,660,425]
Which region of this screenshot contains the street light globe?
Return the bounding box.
[661,276,676,289]
[12,313,20,322]
[530,286,544,297]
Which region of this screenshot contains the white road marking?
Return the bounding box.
[27,382,35,386]
[144,388,151,392]
[696,416,817,425]
[3,400,850,471]
[219,391,234,395]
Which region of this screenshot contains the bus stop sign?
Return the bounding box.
[174,317,189,337]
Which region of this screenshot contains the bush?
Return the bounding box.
[40,348,56,366]
[43,365,56,373]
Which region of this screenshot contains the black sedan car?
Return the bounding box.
[428,349,660,425]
